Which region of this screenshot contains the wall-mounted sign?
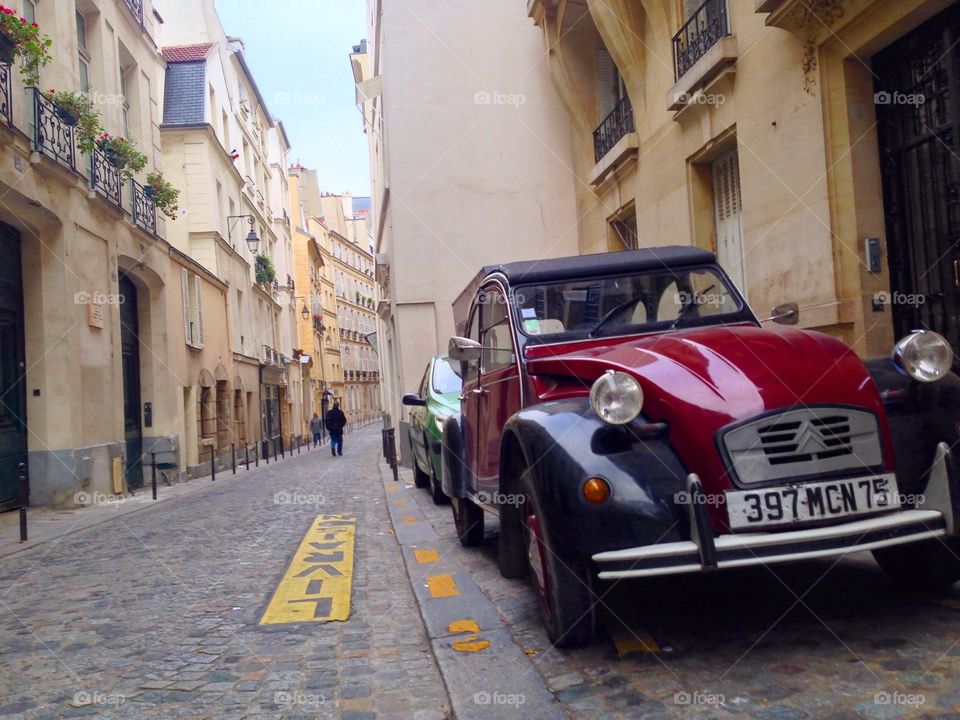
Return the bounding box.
[87,301,104,329]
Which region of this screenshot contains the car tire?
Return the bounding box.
[425,434,448,505]
[452,496,484,546]
[873,537,960,590]
[413,452,430,489]
[497,491,527,580]
[519,467,596,647]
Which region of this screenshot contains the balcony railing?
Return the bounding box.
[673,0,730,80]
[593,95,635,162]
[33,89,77,171]
[91,148,122,208]
[0,63,11,127]
[132,180,157,236]
[122,0,144,26]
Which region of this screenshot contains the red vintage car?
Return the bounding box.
[441,246,960,646]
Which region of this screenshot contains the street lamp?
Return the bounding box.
[227,214,260,254]
[301,305,310,320]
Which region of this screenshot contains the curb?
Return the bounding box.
[379,463,568,720]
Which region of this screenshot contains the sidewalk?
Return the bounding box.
[0,441,322,559]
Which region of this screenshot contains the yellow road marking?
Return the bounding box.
[387,485,398,493]
[452,635,490,652]
[394,498,407,505]
[426,574,459,598]
[402,515,417,524]
[259,515,356,625]
[610,623,661,656]
[448,619,480,634]
[414,549,440,564]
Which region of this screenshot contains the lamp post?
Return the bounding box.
[227,214,260,254]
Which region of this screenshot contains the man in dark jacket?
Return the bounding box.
[325,402,347,457]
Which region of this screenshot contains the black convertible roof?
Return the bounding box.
[453,246,718,332]
[485,245,715,285]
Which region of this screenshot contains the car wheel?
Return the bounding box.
[425,434,448,505]
[519,468,596,647]
[497,484,527,580]
[452,496,484,546]
[873,537,960,590]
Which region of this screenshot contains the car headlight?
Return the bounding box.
[590,370,643,425]
[893,330,954,383]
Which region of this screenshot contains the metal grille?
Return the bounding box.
[593,95,635,162]
[0,63,11,127]
[132,180,157,236]
[91,147,122,208]
[33,89,77,171]
[673,0,730,80]
[722,408,883,485]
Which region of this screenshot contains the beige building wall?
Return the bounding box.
[355,0,580,454]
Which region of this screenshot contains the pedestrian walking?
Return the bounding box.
[325,402,347,457]
[310,413,323,447]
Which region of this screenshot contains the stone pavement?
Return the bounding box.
[0,425,450,719]
[396,464,960,720]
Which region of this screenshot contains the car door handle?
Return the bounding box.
[471,387,488,396]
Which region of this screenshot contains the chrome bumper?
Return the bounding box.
[593,442,958,581]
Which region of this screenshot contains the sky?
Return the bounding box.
[215,0,371,196]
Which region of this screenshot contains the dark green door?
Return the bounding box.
[119,276,143,489]
[0,224,26,510]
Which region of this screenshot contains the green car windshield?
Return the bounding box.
[513,266,745,340]
[432,357,462,394]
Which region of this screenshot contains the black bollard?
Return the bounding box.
[280,436,285,459]
[273,439,278,463]
[255,443,260,467]
[18,462,27,543]
[151,452,158,500]
[232,443,236,475]
[245,444,250,470]
[211,446,216,481]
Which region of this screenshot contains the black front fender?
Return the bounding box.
[866,357,960,495]
[501,398,691,560]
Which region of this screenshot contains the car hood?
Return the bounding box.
[525,325,894,507]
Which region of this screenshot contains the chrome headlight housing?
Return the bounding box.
[893,330,953,383]
[589,371,643,425]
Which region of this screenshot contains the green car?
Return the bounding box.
[402,355,462,504]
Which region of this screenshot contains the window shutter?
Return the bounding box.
[181,268,192,345]
[597,47,616,118]
[194,274,205,348]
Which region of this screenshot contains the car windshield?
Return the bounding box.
[432,357,462,394]
[513,266,745,340]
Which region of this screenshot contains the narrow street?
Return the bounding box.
[0,427,448,720]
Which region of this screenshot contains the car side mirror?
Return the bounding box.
[402,393,427,407]
[770,302,799,326]
[448,336,482,363]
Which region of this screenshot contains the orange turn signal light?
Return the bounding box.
[582,477,611,505]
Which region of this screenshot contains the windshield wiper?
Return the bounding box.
[589,296,643,338]
[668,284,714,330]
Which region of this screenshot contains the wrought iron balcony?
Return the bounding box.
[91,148,122,208]
[122,0,144,26]
[131,180,157,236]
[33,89,77,171]
[0,63,11,127]
[673,0,730,80]
[593,95,635,162]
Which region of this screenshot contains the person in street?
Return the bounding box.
[310,413,323,448]
[325,402,347,457]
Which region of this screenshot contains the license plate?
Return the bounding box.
[726,474,900,530]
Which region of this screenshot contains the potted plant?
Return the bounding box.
[144,171,180,220]
[43,90,102,150]
[0,6,52,85]
[255,254,276,286]
[95,133,148,180]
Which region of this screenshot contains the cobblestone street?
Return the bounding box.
[0,427,448,720]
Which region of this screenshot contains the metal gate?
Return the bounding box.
[875,6,960,350]
[0,224,25,510]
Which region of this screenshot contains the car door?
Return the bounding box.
[409,363,431,469]
[475,285,522,501]
[460,305,483,493]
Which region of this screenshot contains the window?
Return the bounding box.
[76,9,90,92]
[181,269,205,348]
[22,1,35,24]
[479,288,514,374]
[120,66,131,135]
[610,209,638,250]
[596,45,626,119]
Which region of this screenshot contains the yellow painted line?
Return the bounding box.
[259,515,356,625]
[452,635,490,652]
[414,549,440,564]
[402,515,417,524]
[393,498,407,505]
[387,485,399,493]
[610,623,661,656]
[448,619,480,634]
[426,574,459,598]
